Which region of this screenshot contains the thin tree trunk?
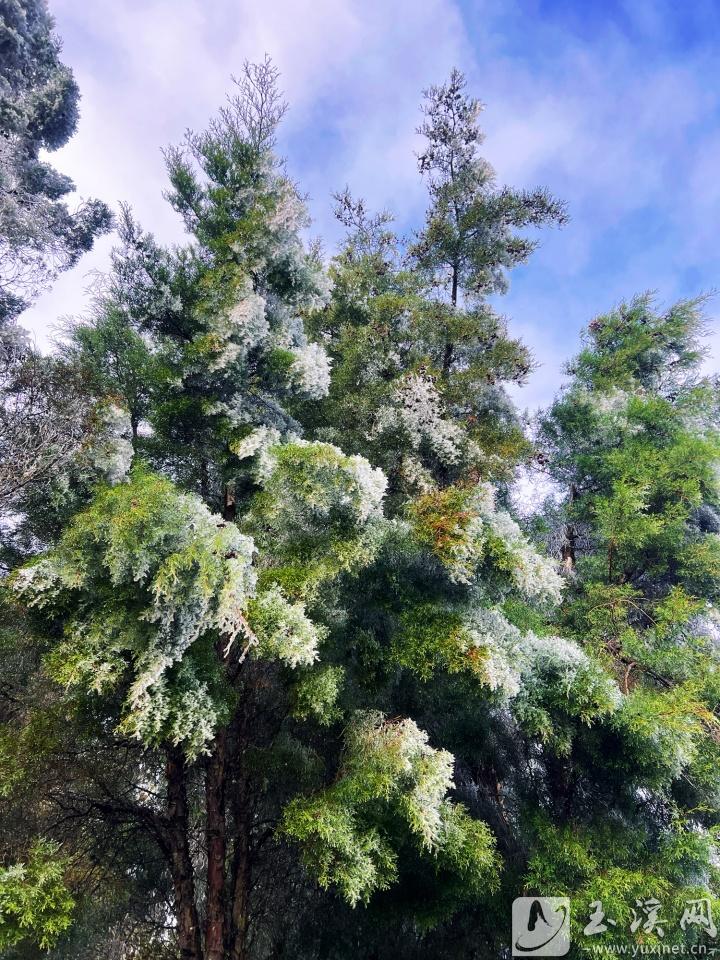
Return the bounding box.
[166,746,203,960]
[200,458,210,502]
[223,480,237,521]
[561,483,578,574]
[205,729,227,960]
[561,525,576,573]
[227,733,251,960]
[442,264,459,375]
[228,816,251,960]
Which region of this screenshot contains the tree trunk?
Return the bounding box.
[205,730,227,960]
[166,746,203,960]
[228,819,251,960]
[561,483,578,574]
[442,263,459,375]
[200,458,210,502]
[561,525,576,573]
[227,751,251,960]
[223,481,237,521]
[130,412,139,449]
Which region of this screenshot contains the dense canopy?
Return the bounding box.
[1,11,719,960]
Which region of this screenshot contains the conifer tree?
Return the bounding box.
[0,0,112,323]
[0,0,114,543]
[4,42,718,960]
[304,70,566,507]
[1,63,540,960]
[524,295,720,955]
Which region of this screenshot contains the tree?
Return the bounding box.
[0,323,90,514]
[0,0,112,323]
[302,70,566,510]
[412,69,566,309]
[534,295,720,954]
[5,52,716,960]
[0,0,116,568]
[3,63,528,960]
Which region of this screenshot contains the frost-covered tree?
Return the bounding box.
[1,63,531,960]
[0,0,112,323]
[0,0,114,552]
[7,51,715,960]
[0,324,88,512]
[532,295,720,955]
[303,70,566,506]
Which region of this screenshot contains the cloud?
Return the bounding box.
[24,0,467,338]
[21,0,720,412]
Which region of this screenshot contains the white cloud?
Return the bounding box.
[20,0,719,412]
[25,0,467,340]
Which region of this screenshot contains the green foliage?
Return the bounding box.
[569,294,709,392]
[249,586,326,667]
[13,468,257,756]
[248,439,387,592]
[534,293,720,956]
[291,665,345,726]
[525,817,720,955]
[303,71,564,500]
[282,712,498,908]
[6,45,720,960]
[0,840,74,950]
[411,68,567,302]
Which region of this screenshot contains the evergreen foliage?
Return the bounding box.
[0,22,719,960]
[0,0,112,323]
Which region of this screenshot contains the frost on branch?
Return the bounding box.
[289,342,332,398]
[408,482,563,602]
[84,403,134,484]
[397,482,618,735]
[249,586,326,668]
[254,439,387,537]
[249,440,388,590]
[282,711,497,906]
[461,610,623,734]
[14,470,257,756]
[396,602,620,733]
[372,373,465,467]
[13,464,345,755]
[206,287,269,371]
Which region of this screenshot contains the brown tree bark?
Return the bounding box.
[228,815,251,960]
[205,730,228,960]
[227,711,252,960]
[165,746,203,960]
[223,480,237,521]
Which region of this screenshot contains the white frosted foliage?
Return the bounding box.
[460,605,621,717]
[251,586,325,668]
[346,712,455,849]
[372,374,465,466]
[260,440,387,529]
[86,403,134,485]
[478,485,564,604]
[290,342,332,398]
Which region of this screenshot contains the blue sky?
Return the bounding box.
[25,0,720,409]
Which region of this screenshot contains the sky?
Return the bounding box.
[22,0,720,410]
